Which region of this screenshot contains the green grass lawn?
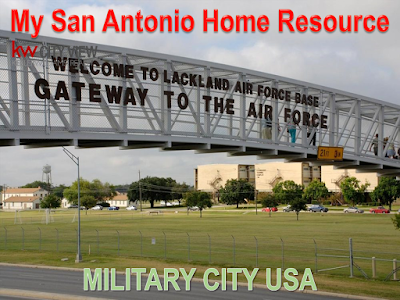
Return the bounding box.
[0,207,399,299]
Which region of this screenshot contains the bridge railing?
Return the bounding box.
[0,33,400,169]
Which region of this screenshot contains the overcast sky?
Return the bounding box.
[0,0,399,187]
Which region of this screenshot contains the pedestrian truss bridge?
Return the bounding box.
[0,30,399,176]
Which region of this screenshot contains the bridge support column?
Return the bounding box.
[162,61,172,135]
[21,57,30,126]
[119,54,128,132]
[204,67,211,137]
[7,39,19,131]
[272,80,279,143]
[329,93,336,146]
[354,99,361,155]
[69,63,80,132]
[240,73,246,140]
[302,87,308,148]
[378,105,384,158]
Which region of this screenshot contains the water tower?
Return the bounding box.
[42,164,52,191]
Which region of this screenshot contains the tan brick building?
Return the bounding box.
[195,162,380,193]
[195,164,255,192]
[321,166,378,192]
[255,162,321,192]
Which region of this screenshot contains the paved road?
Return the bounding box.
[0,265,347,300]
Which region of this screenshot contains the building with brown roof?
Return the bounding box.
[106,192,130,207]
[2,187,48,210]
[3,196,41,210]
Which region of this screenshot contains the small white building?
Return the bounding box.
[106,192,130,207]
[61,198,70,208]
[3,196,41,210]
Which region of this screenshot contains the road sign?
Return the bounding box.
[317,146,344,161]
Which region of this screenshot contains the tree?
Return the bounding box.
[63,178,115,208]
[290,199,308,221]
[127,176,180,208]
[185,191,212,218]
[22,180,51,191]
[261,193,278,208]
[303,180,329,203]
[172,182,192,205]
[40,194,61,209]
[219,179,254,208]
[63,178,91,205]
[273,180,304,204]
[370,177,400,211]
[52,184,67,199]
[393,214,400,230]
[340,177,370,206]
[80,195,97,209]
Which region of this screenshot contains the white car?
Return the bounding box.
[188,206,199,211]
[283,205,294,212]
[343,207,364,213]
[91,205,103,210]
[126,205,137,211]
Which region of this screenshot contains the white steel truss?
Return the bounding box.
[0,30,400,176]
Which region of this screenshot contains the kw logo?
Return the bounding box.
[11,41,38,58]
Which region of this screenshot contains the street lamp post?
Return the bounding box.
[62,147,82,263]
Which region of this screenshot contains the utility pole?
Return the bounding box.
[139,170,142,212]
[255,188,258,215]
[62,147,82,263]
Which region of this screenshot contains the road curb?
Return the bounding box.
[0,263,388,300]
[0,288,114,300]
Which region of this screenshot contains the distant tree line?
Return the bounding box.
[18,175,400,214]
[127,176,191,208]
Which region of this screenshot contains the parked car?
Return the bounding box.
[126,205,137,211]
[68,205,78,209]
[188,206,199,211]
[262,207,278,212]
[370,206,390,214]
[308,205,329,212]
[108,206,120,210]
[283,205,294,212]
[91,205,103,210]
[343,207,364,213]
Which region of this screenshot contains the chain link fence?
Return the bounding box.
[1,217,399,281]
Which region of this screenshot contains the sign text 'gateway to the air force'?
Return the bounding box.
[34,58,328,129]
